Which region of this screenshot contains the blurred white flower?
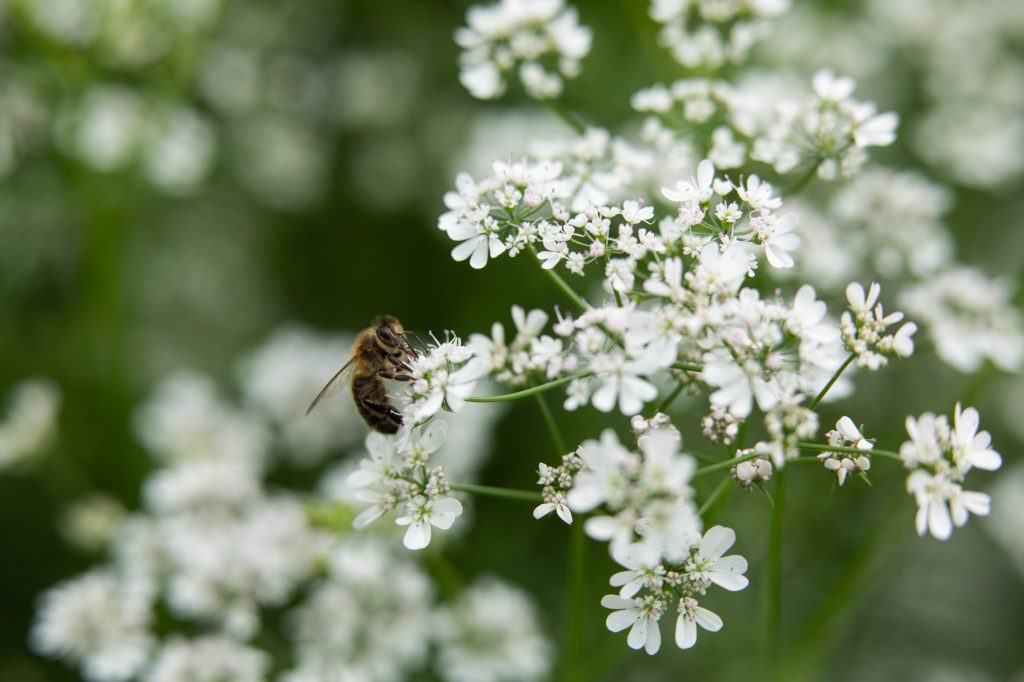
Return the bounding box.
[0,377,61,470]
[31,571,153,682]
[434,577,552,682]
[146,636,268,682]
[456,0,592,100]
[900,267,1024,374]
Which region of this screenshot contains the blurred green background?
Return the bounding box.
[1,0,1023,680]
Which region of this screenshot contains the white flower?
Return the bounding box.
[675,597,723,650]
[286,536,434,681]
[907,470,957,540]
[643,257,686,303]
[0,377,61,469]
[448,220,507,269]
[456,0,592,101]
[662,158,715,203]
[812,69,855,102]
[609,543,665,598]
[588,352,659,416]
[146,636,268,682]
[600,595,664,655]
[396,496,464,550]
[567,429,633,512]
[621,199,655,224]
[735,174,781,211]
[755,212,800,269]
[434,578,552,682]
[951,403,1002,472]
[899,412,945,468]
[31,571,153,682]
[685,526,749,591]
[533,495,573,525]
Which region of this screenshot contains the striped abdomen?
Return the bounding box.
[351,373,403,434]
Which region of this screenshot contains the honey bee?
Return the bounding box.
[306,315,418,434]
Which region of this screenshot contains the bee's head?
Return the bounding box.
[373,315,417,359]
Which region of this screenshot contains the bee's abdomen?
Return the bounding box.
[352,375,402,434]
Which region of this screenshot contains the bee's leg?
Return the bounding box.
[378,370,413,381]
[387,354,414,373]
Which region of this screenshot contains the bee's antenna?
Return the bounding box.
[406,330,429,354]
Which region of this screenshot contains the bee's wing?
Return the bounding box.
[305,357,357,415]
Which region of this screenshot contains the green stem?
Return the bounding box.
[566,519,586,682]
[808,353,856,408]
[782,159,822,197]
[649,380,686,416]
[466,372,590,403]
[543,98,587,134]
[693,451,760,477]
[671,361,703,372]
[782,495,904,680]
[698,475,733,517]
[450,483,542,503]
[528,244,588,311]
[764,465,787,668]
[797,442,902,462]
[534,393,567,455]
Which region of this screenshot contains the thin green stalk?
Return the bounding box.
[524,383,586,682]
[797,442,902,462]
[450,483,542,503]
[763,465,787,668]
[466,372,590,403]
[566,519,586,682]
[783,495,904,680]
[809,353,856,408]
[693,451,760,477]
[534,393,566,455]
[543,98,586,134]
[671,361,703,372]
[528,244,588,311]
[698,475,733,517]
[650,380,686,416]
[782,159,822,197]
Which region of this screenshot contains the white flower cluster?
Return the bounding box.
[32,325,548,682]
[632,70,897,180]
[867,0,1024,189]
[760,70,898,179]
[900,268,1024,374]
[347,422,464,550]
[826,169,954,279]
[601,525,748,654]
[819,416,873,486]
[55,86,216,195]
[31,570,153,682]
[649,0,790,69]
[900,404,1002,540]
[537,425,701,562]
[456,0,592,100]
[15,0,223,69]
[283,536,435,682]
[434,577,553,682]
[840,282,917,370]
[0,377,61,470]
[472,305,576,387]
[147,636,268,682]
[446,166,858,434]
[401,332,487,427]
[731,442,773,488]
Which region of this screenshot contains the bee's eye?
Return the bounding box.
[377,326,396,344]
